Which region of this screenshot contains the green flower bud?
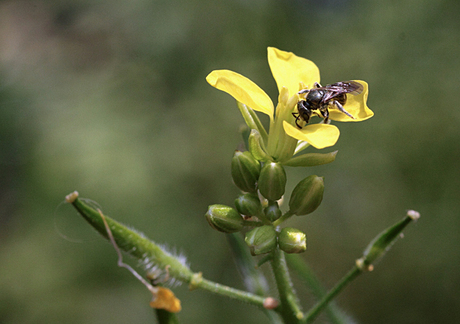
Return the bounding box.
[245,225,277,255]
[234,193,262,217]
[264,201,282,222]
[278,227,307,254]
[289,175,324,216]
[248,129,271,162]
[205,205,244,233]
[258,162,286,201]
[231,151,261,193]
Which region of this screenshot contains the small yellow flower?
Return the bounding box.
[206,47,372,163]
[149,286,181,313]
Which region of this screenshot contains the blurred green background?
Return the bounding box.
[1,0,459,323]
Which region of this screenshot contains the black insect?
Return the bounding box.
[293,81,364,128]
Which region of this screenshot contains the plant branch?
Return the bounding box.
[272,210,295,227]
[303,265,361,323]
[303,210,420,323]
[65,191,275,311]
[286,254,351,324]
[271,248,304,323]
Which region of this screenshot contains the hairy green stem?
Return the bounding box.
[69,195,193,282]
[66,192,274,310]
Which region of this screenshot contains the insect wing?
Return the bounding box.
[327,81,363,95]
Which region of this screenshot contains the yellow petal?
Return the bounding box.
[206,70,274,116]
[267,47,320,96]
[328,80,374,122]
[149,287,181,313]
[283,121,340,149]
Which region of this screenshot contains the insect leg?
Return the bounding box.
[316,103,330,124]
[294,101,312,128]
[333,100,355,119]
[292,112,303,128]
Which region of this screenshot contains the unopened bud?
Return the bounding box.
[258,162,286,201]
[245,225,277,255]
[248,129,271,162]
[278,227,307,254]
[231,151,261,193]
[234,193,262,217]
[264,202,282,222]
[205,205,244,233]
[289,175,324,216]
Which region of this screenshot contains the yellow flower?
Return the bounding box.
[149,286,181,313]
[206,47,372,163]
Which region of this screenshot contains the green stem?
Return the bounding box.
[195,277,267,307]
[271,248,304,323]
[272,210,295,227]
[303,265,362,324]
[256,210,274,225]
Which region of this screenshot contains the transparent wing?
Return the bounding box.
[324,81,363,95]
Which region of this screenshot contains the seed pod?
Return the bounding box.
[245,225,277,255]
[289,175,324,216]
[258,162,286,201]
[357,210,421,270]
[205,204,244,233]
[231,151,261,193]
[278,227,307,254]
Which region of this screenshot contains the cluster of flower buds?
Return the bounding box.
[205,150,325,255]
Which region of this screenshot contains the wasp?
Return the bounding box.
[293,81,364,128]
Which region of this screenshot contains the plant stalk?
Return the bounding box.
[271,248,304,323]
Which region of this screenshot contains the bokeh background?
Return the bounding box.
[1,0,459,323]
